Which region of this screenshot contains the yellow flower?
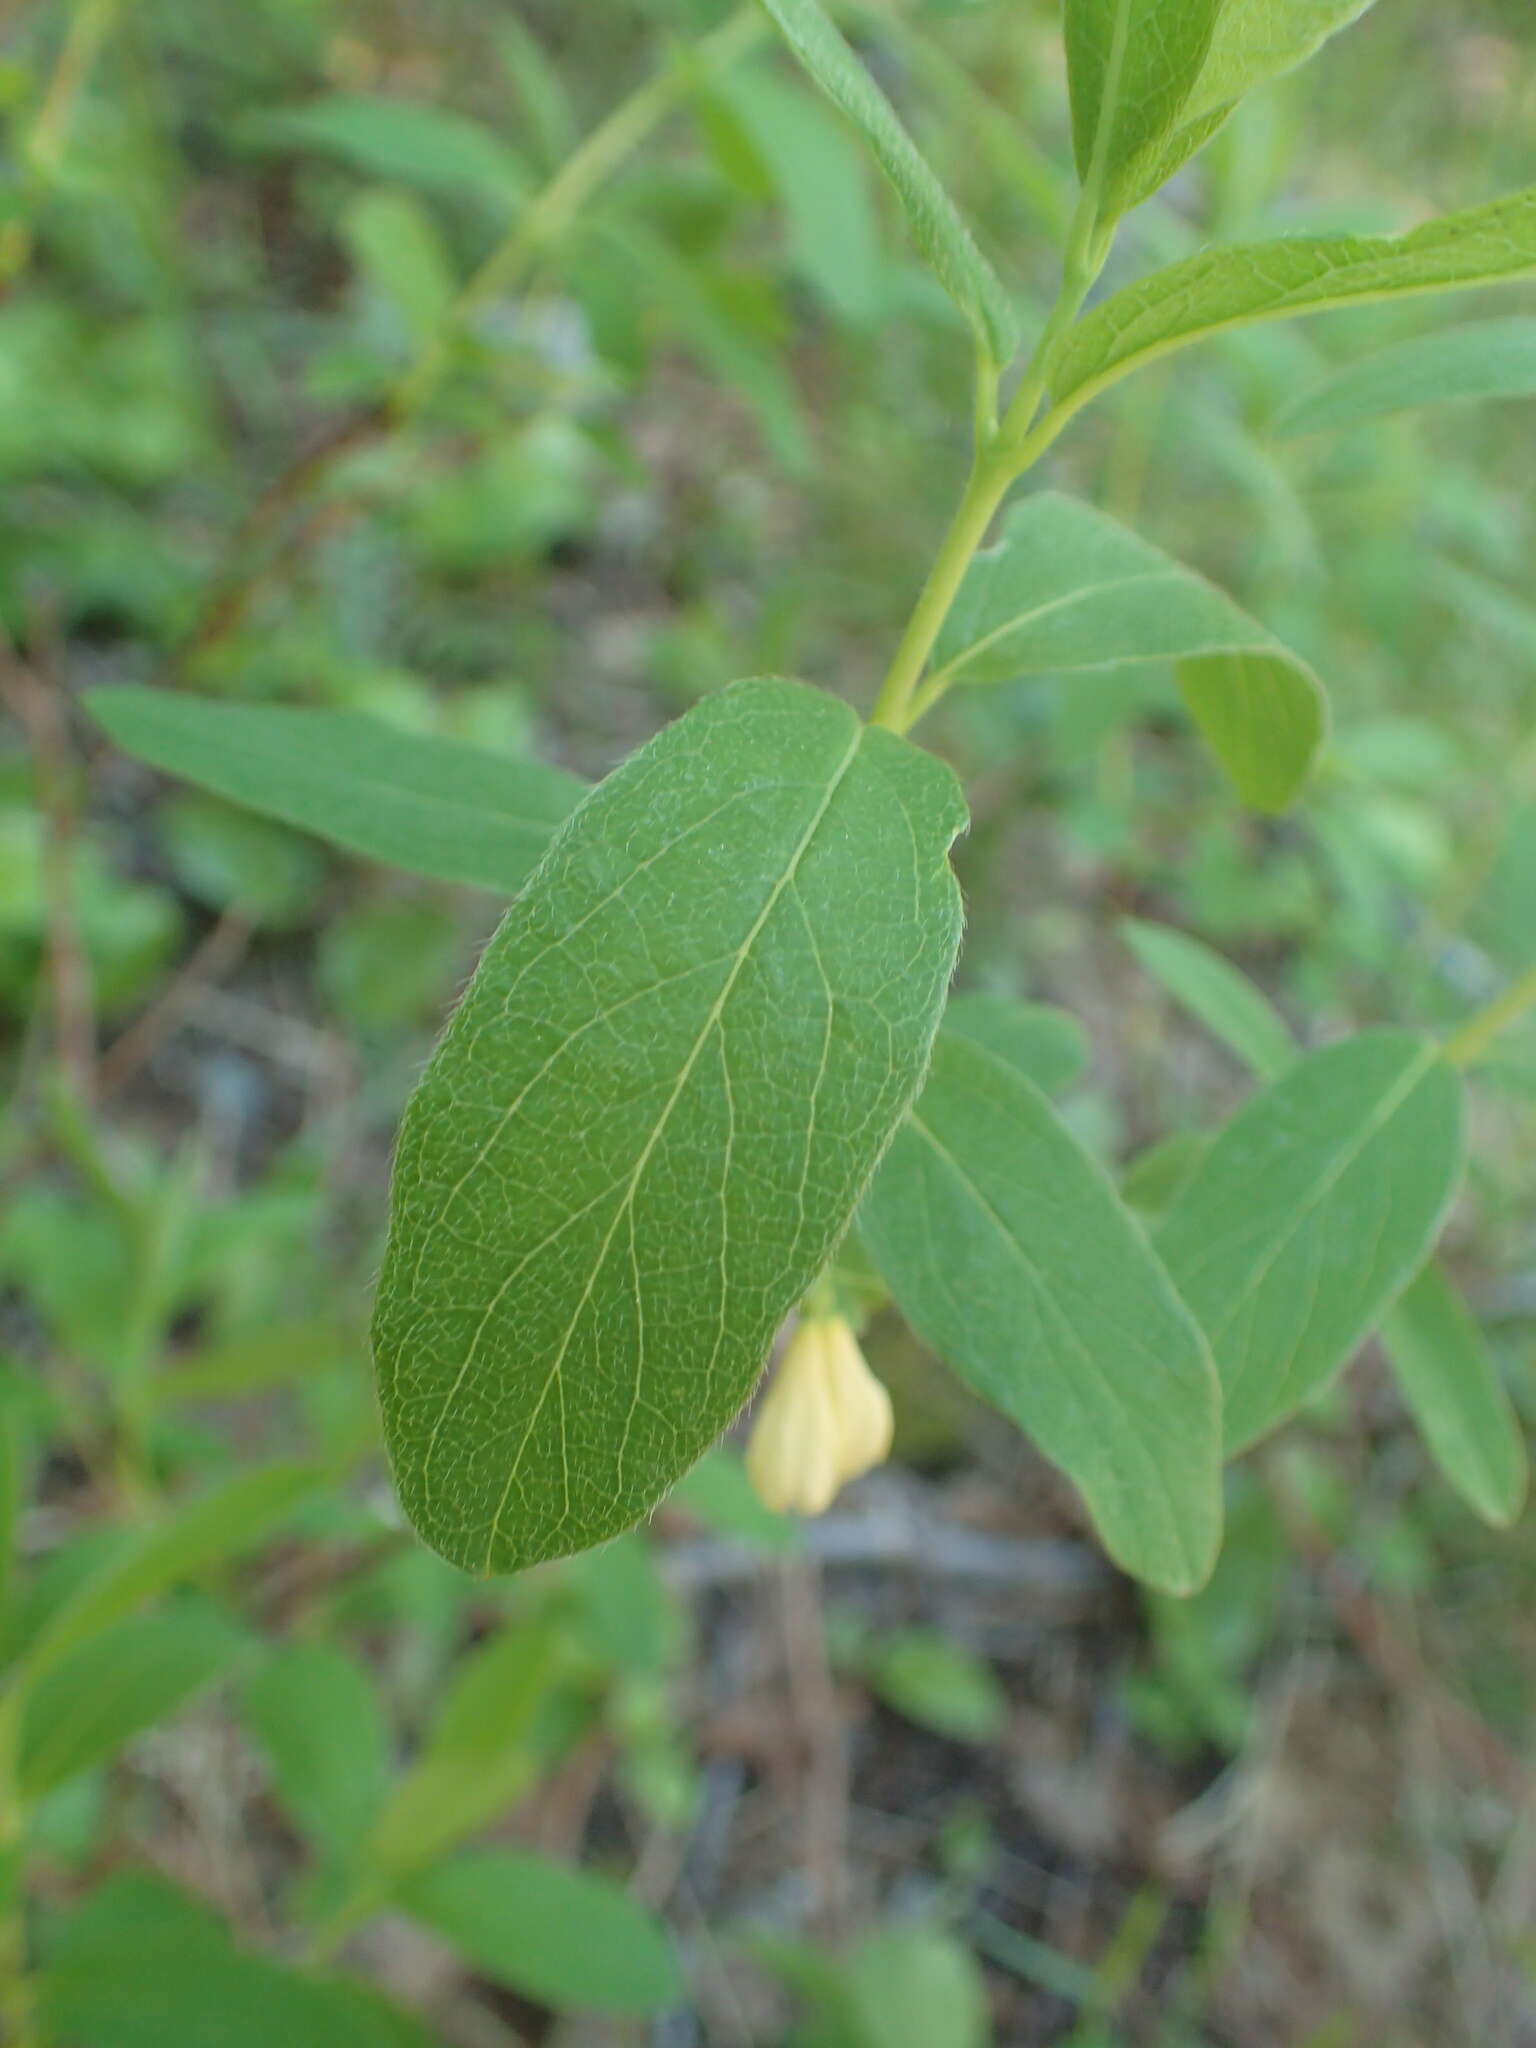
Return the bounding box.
[746,1315,894,1516]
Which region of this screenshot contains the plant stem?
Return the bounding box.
[1443,965,1536,1069]
[869,452,1015,734]
[0,1698,35,2048]
[0,0,122,288]
[869,176,1113,737]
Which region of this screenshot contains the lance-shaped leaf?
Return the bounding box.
[86,687,586,896]
[933,494,1326,811]
[757,0,1018,365]
[1123,919,1296,1080]
[1157,1031,1466,1451]
[860,1034,1222,1594]
[1275,315,1536,437]
[1051,185,1536,419]
[1382,1265,1527,1528]
[374,679,966,1575]
[1064,0,1222,221]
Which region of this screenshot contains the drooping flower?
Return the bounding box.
[746,1314,894,1516]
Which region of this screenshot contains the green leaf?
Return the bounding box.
[1064,0,1222,220]
[867,1628,1008,1744]
[1123,919,1296,1079]
[374,679,965,1576]
[85,689,586,896]
[401,1849,683,2016]
[756,0,1018,364]
[341,189,457,348]
[1077,0,1377,220]
[669,1447,804,1552]
[842,1925,993,2048]
[1275,315,1536,437]
[242,1644,393,1863]
[1382,1265,1527,1528]
[941,992,1089,1097]
[860,1034,1222,1594]
[364,1612,568,1877]
[235,93,530,210]
[17,1462,318,1691]
[1157,1032,1467,1451]
[934,494,1326,811]
[1052,185,1536,419]
[40,1874,437,2048]
[18,1600,247,1798]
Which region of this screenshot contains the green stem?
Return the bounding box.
[1,0,123,288]
[1443,966,1536,1069]
[869,174,1114,737]
[0,1698,35,2048]
[869,451,1016,734]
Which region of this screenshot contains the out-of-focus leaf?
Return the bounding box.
[402,1848,683,2016]
[1123,919,1296,1078]
[341,189,457,347]
[242,1643,393,1861]
[1382,1265,1527,1527]
[941,993,1090,1097]
[39,1873,437,2048]
[19,1601,248,1798]
[1157,1032,1466,1449]
[1276,316,1536,436]
[86,689,586,896]
[867,1628,1008,1744]
[758,0,1018,363]
[235,93,529,209]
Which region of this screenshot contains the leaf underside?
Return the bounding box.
[373,678,966,1575]
[861,1033,1223,1594]
[1157,1030,1466,1450]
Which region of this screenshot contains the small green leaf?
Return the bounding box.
[860,1034,1222,1594]
[39,1873,435,2048]
[1064,0,1222,220]
[757,0,1018,364]
[85,689,585,896]
[242,1644,393,1863]
[235,93,530,210]
[1052,185,1536,418]
[1275,315,1536,437]
[941,993,1089,1098]
[401,1849,683,2016]
[374,679,965,1576]
[843,1925,993,2048]
[1157,1032,1466,1451]
[1382,1265,1527,1528]
[934,494,1326,811]
[1123,920,1296,1080]
[18,1462,318,1691]
[341,189,457,347]
[19,1601,247,1799]
[668,1448,803,1552]
[365,1612,567,1878]
[867,1628,1008,1744]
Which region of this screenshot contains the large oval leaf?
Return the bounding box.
[860,1033,1222,1594]
[1157,1031,1466,1451]
[373,679,966,1574]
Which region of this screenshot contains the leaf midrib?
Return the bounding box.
[475,722,867,1569]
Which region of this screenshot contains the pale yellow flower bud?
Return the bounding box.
[746,1315,893,1516]
[820,1315,894,1482]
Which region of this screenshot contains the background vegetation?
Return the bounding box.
[1,0,1534,2041]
